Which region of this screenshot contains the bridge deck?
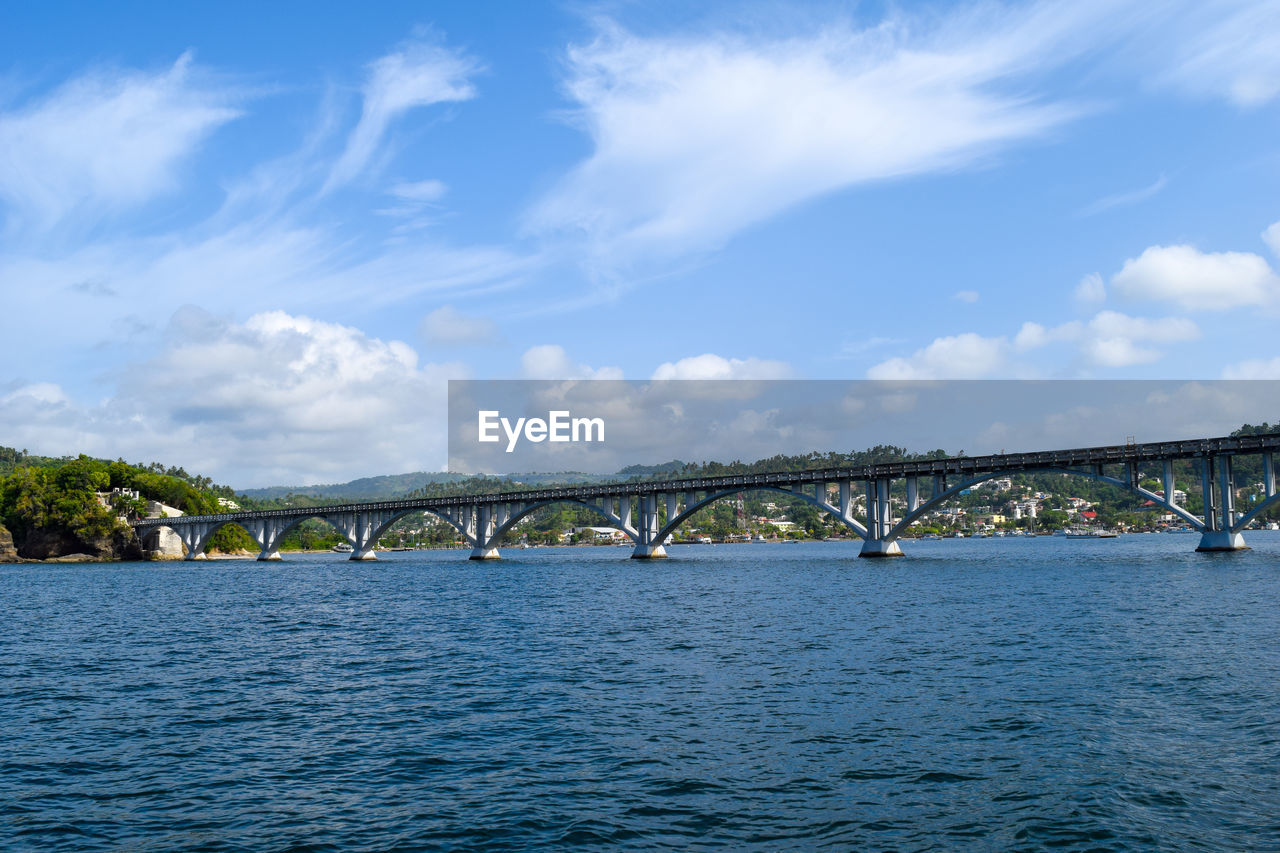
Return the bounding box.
[132,433,1280,528]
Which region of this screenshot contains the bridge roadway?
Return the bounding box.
[132,432,1280,561]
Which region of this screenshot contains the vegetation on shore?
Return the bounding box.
[0,449,253,559]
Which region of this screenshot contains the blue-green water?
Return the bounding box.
[3,535,1280,850]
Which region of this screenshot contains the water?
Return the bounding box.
[4,535,1280,850]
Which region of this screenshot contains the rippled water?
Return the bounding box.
[4,535,1280,850]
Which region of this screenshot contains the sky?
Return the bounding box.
[449,380,1280,475]
[2,0,1279,486]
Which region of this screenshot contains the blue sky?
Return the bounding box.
[2,0,1279,486]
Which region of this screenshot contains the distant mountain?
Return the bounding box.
[237,460,690,502]
[239,472,467,502]
[615,460,688,478]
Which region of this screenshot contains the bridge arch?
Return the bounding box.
[887,466,1203,541]
[140,517,257,560]
[656,485,869,544]
[1230,490,1280,533]
[485,498,638,545]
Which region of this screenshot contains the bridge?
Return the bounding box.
[131,432,1280,561]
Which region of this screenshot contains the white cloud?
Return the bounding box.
[1222,356,1280,379]
[0,52,239,233]
[1086,310,1199,343]
[1014,322,1048,350]
[520,344,622,380]
[650,353,793,380]
[1,382,70,406]
[419,305,499,347]
[325,41,480,191]
[528,8,1089,269]
[1051,310,1198,367]
[1110,244,1280,310]
[389,178,448,202]
[1154,1,1280,106]
[953,290,980,303]
[0,310,465,487]
[1077,174,1167,217]
[1074,272,1107,304]
[867,333,1010,379]
[0,219,533,373]
[871,310,1200,376]
[1264,220,1280,259]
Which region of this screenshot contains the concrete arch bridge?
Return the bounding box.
[131,433,1280,561]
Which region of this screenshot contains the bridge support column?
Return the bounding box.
[1197,455,1249,552]
[324,508,406,560]
[632,493,667,559]
[243,518,291,561]
[177,522,218,561]
[468,504,501,560]
[860,478,904,558]
[435,504,501,560]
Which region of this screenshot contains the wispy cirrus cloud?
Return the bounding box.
[526,4,1106,277]
[1150,0,1280,106]
[324,40,481,192]
[1077,174,1168,217]
[0,52,240,235]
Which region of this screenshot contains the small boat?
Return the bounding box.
[1065,527,1117,539]
[331,542,354,553]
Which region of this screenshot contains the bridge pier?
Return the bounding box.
[860,478,904,558]
[324,508,406,560]
[859,538,905,558]
[175,521,219,560]
[631,494,668,559]
[1196,530,1249,552]
[1195,454,1250,552]
[242,518,290,561]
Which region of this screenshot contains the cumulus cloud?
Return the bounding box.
[0,52,240,233]
[418,305,499,347]
[527,7,1090,270]
[1110,244,1280,310]
[1044,311,1199,367]
[1074,272,1106,304]
[953,290,980,303]
[0,310,463,487]
[650,353,793,380]
[870,310,1201,376]
[1264,220,1280,259]
[867,333,1011,379]
[1222,356,1280,379]
[520,344,622,380]
[325,40,480,191]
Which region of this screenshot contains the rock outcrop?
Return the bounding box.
[0,523,18,562]
[15,526,142,562]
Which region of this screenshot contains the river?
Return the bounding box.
[3,535,1279,850]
